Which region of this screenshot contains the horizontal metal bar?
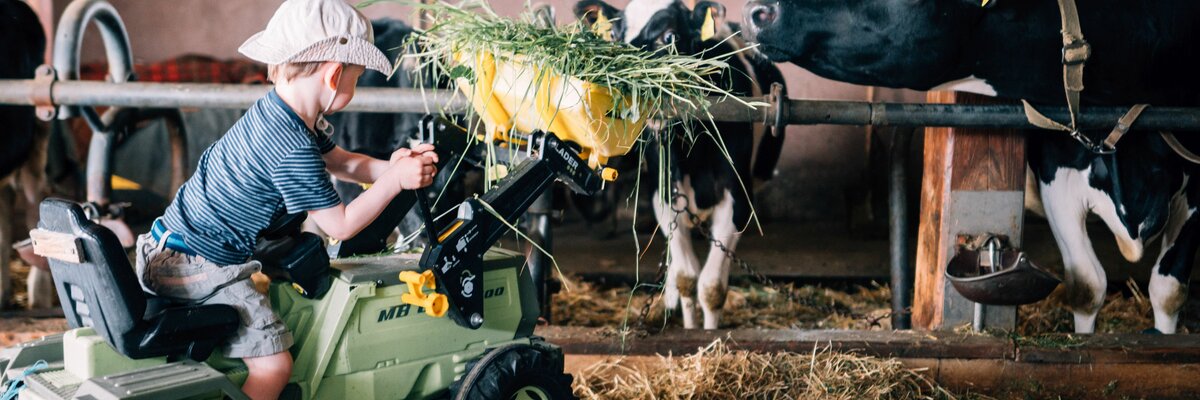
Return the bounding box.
[0,80,468,114]
[3,79,1200,130]
[803,101,1200,130]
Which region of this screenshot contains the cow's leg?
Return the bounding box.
[19,129,47,231]
[0,181,13,309]
[653,188,701,329]
[20,131,53,309]
[1040,174,1107,333]
[1148,187,1198,334]
[1024,166,1046,218]
[698,191,739,329]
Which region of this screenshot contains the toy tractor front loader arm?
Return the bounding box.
[416,120,605,329]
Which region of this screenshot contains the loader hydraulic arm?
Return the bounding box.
[416,118,606,329]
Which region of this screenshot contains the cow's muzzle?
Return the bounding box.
[743,0,780,40]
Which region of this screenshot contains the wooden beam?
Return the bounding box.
[540,326,1014,360]
[540,326,1200,364]
[913,91,1026,330]
[550,327,1200,398]
[563,356,1200,399]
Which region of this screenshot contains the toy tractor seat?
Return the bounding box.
[34,198,240,361]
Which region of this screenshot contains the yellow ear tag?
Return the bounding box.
[700,8,716,42]
[111,175,142,191]
[594,12,614,42]
[981,0,991,6]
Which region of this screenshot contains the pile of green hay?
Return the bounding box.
[373,0,753,125]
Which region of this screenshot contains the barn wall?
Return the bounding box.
[56,0,925,221]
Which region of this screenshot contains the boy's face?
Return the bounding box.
[324,63,366,114]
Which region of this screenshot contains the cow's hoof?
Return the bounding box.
[1142,328,1163,335]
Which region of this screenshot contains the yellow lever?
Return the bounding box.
[398,270,449,318]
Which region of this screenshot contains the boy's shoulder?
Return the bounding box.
[230,92,319,150]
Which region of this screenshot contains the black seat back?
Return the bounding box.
[37,199,147,350]
[36,198,241,361]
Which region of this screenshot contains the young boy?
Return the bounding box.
[133,1,436,399]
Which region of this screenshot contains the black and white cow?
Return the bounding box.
[576,0,787,329]
[1,0,51,309]
[744,0,1200,333]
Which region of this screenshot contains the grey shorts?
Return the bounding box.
[134,233,293,358]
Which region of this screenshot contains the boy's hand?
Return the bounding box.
[386,144,439,189]
[389,152,438,190]
[390,144,439,165]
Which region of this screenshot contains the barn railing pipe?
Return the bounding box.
[888,127,914,330]
[527,190,554,320]
[84,110,121,205]
[0,81,469,114]
[5,80,1200,129]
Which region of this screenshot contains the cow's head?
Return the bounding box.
[574,0,727,55]
[574,0,624,40]
[740,0,992,88]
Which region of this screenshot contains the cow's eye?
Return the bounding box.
[659,30,677,44]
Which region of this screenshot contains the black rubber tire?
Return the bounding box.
[451,342,577,400]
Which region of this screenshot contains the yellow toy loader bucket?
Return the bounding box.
[456,52,647,168]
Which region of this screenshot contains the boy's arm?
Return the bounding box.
[323,144,438,184]
[322,146,388,184]
[307,153,436,240]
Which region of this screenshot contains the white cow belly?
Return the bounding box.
[931,75,998,97]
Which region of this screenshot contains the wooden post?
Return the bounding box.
[913,91,1026,331]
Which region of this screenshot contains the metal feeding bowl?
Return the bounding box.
[945,237,1062,305]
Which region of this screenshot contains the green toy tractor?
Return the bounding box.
[0,118,596,400]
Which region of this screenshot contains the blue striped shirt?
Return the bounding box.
[161,90,341,265]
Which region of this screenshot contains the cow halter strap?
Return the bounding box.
[1020,0,1154,156]
[1021,0,1097,149]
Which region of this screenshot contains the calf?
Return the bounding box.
[576,0,786,329]
[744,0,1200,333]
[1,0,51,309]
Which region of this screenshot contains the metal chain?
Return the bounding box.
[633,204,675,331]
[633,253,668,331]
[634,192,905,330]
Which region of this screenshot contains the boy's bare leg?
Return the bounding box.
[242,351,293,400]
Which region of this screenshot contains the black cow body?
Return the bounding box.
[327,19,467,250]
[330,19,421,161]
[1,0,43,178]
[1,0,49,309]
[330,18,422,208]
[745,0,1200,333]
[576,0,786,329]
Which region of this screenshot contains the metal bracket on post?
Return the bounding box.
[30,65,57,121]
[766,82,788,137]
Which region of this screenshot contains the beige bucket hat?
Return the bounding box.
[239,0,393,74]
